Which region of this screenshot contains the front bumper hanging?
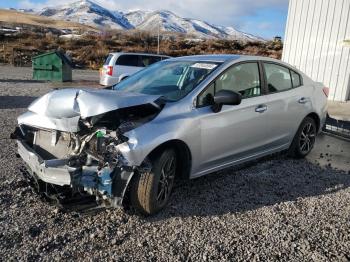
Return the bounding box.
[17,140,73,186]
[16,140,135,208]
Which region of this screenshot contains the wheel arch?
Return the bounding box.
[147,139,192,180]
[306,112,321,132]
[118,74,129,82]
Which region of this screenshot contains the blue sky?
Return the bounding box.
[0,0,289,39]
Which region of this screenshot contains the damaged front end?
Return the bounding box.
[11,88,164,209]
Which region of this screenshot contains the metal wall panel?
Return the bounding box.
[282,0,350,102]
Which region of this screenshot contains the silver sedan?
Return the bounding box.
[13,55,328,215]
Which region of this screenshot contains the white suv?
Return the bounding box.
[99,52,170,86]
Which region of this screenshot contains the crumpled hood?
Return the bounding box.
[18,88,161,132]
[28,88,161,119]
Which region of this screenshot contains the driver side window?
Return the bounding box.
[197,62,261,107]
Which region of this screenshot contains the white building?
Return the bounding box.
[282,0,350,102]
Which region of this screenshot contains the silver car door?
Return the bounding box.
[194,62,270,175]
[262,62,314,148]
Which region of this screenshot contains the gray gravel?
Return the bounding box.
[0,65,350,261]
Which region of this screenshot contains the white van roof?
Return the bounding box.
[109,52,170,58]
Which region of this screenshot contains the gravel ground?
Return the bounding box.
[0,66,350,261]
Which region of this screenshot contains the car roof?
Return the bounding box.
[108,53,283,64]
[169,55,306,79]
[168,54,284,64]
[169,54,241,63]
[109,52,170,57]
[106,53,297,72]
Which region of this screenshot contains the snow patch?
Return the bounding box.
[33,0,264,41]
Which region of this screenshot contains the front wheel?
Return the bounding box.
[289,117,317,158]
[130,149,177,215]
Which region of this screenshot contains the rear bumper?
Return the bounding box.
[17,140,75,186]
[99,75,119,86]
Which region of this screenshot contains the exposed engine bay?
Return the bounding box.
[12,93,163,209]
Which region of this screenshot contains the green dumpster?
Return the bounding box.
[32,51,73,82]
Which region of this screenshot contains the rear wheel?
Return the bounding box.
[130,149,177,215]
[289,117,317,158]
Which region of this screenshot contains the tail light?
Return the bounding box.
[106,66,113,76]
[322,87,329,97]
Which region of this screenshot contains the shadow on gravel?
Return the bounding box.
[0,96,37,109]
[146,156,350,219]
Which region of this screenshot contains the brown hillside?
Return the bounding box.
[0,9,97,31]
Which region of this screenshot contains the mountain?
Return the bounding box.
[35,0,263,41]
[124,10,151,27]
[8,8,35,13]
[39,0,133,30]
[125,10,263,41]
[215,25,264,42]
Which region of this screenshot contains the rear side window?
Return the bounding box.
[291,70,302,88]
[104,54,113,65]
[264,63,293,92]
[116,55,140,67]
[140,56,161,67]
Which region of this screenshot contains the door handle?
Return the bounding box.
[298,97,309,104]
[255,104,267,113]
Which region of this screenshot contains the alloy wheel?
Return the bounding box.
[157,155,176,204]
[299,122,316,154]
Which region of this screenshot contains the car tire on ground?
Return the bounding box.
[130,148,177,215]
[289,116,317,158]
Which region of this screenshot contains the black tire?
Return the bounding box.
[130,149,177,215]
[289,117,317,158]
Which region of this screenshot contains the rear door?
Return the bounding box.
[262,62,314,148]
[115,54,142,78]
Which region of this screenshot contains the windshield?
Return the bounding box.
[113,60,221,101]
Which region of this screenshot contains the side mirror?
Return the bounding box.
[211,89,242,113]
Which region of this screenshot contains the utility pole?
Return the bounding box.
[157,20,160,54]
